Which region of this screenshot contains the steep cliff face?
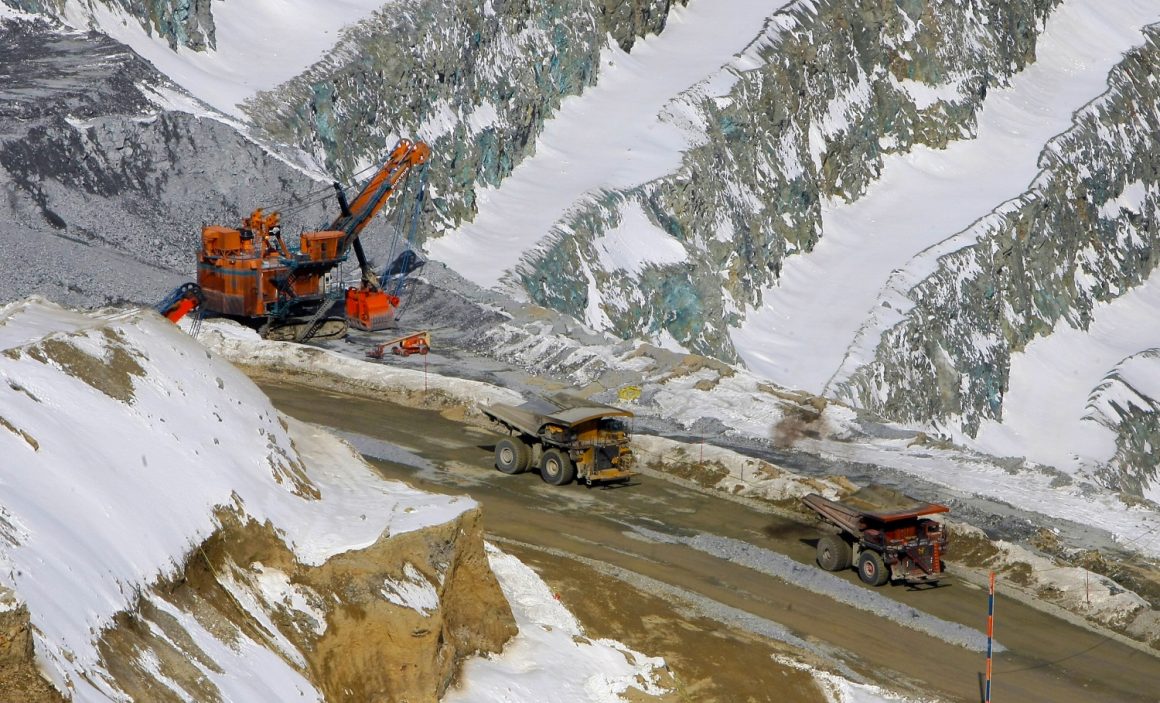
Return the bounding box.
[837,29,1160,444]
[247,0,687,233]
[2,0,215,49]
[0,589,63,703]
[1086,350,1160,497]
[515,0,1058,360]
[0,17,331,308]
[95,508,514,703]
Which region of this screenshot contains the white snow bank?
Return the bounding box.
[775,656,936,703]
[0,298,471,698]
[955,525,1148,627]
[444,544,669,703]
[58,0,394,117]
[632,433,849,501]
[197,318,524,408]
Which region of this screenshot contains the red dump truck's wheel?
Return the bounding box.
[495,438,531,474]
[858,550,889,586]
[816,534,852,571]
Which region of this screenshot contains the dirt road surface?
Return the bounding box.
[260,380,1159,703]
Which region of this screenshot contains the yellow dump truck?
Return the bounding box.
[481,394,634,486]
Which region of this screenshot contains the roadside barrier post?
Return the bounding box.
[986,571,996,703]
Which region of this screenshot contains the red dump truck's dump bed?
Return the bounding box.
[801,493,949,537]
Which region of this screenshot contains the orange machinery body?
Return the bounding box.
[196,139,428,332]
[346,287,401,331]
[197,215,330,317]
[197,210,399,328]
[366,331,430,358]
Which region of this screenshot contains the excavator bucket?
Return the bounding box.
[345,288,400,331]
[155,282,204,323]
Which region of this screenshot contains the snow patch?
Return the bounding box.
[592,200,688,276]
[58,0,394,117]
[381,563,440,615]
[443,544,669,703]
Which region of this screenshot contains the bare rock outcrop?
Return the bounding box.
[92,508,515,703]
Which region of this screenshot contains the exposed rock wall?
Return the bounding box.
[94,508,515,702]
[516,0,1059,360]
[838,29,1160,444]
[0,18,331,309]
[0,589,63,703]
[600,0,684,51]
[247,0,687,233]
[1086,350,1160,496]
[2,0,215,49]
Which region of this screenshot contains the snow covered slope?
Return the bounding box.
[423,0,1160,503]
[734,0,1160,394]
[426,0,783,287]
[0,298,471,697]
[0,299,668,702]
[49,0,393,118]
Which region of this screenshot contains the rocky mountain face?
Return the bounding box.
[1,507,513,703]
[5,0,216,49]
[515,0,1059,361]
[4,0,1157,497]
[0,16,333,309]
[247,0,687,232]
[96,507,514,703]
[836,28,1160,470]
[1086,349,1160,497]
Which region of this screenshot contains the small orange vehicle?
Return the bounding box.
[802,493,949,586]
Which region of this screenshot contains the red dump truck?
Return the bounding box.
[802,492,949,586]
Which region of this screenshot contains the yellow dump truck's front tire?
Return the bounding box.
[540,448,575,486]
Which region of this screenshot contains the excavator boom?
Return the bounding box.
[337,138,430,332]
[333,139,431,251]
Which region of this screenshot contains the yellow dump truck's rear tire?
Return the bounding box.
[495,437,531,474]
[540,448,575,486]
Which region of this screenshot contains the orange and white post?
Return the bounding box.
[985,571,996,702]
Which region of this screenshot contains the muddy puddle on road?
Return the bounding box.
[258,380,1160,703]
